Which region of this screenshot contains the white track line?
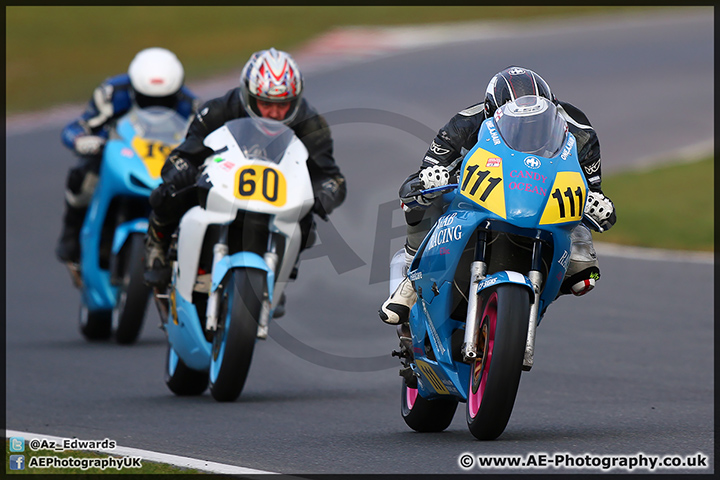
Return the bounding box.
[6,430,280,475]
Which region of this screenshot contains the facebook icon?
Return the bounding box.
[9,455,25,470]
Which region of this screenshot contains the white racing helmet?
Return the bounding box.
[128,47,184,99]
[239,48,303,125]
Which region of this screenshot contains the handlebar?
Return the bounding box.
[169,183,198,198]
[411,183,459,198]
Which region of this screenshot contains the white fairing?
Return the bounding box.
[174,120,314,302]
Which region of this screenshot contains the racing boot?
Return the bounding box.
[379,276,417,325]
[55,202,86,264]
[560,223,600,296]
[143,217,172,289]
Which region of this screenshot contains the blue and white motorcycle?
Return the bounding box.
[392,95,602,440]
[75,106,188,343]
[153,117,314,401]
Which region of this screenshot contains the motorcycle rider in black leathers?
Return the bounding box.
[55,47,199,266]
[379,66,616,325]
[143,48,347,318]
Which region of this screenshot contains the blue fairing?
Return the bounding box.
[407,102,587,401]
[165,292,212,371]
[79,114,163,311]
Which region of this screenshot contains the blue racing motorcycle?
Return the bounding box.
[392,95,602,440]
[74,106,188,343]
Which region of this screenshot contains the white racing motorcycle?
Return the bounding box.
[154,117,314,401]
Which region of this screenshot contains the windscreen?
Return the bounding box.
[494,95,568,158]
[223,117,295,164]
[127,106,189,144]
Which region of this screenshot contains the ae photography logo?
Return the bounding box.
[457,451,710,472]
[6,435,143,472]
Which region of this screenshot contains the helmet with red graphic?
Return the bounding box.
[484,66,555,117]
[239,48,303,125]
[128,47,185,108]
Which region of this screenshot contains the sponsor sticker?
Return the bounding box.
[524,156,541,169]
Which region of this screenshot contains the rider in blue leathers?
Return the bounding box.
[55,47,200,265]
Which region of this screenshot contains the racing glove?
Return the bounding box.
[74,135,106,156]
[161,153,199,188]
[312,176,345,221]
[408,165,451,208]
[585,191,616,231]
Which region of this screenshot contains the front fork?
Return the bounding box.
[205,227,229,333]
[204,227,277,340]
[460,232,543,371]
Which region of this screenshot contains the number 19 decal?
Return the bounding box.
[234,166,287,206]
[132,137,177,178]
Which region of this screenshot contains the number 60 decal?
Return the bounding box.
[234,166,287,206]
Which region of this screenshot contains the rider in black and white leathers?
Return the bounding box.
[379,66,616,325]
[399,100,605,205]
[143,48,347,303]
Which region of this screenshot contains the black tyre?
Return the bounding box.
[165,345,209,396]
[112,233,152,344]
[79,304,112,340]
[209,268,264,402]
[401,381,459,432]
[466,284,529,440]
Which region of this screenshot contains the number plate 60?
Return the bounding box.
[233,166,287,206]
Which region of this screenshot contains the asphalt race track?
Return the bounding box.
[5,9,713,475]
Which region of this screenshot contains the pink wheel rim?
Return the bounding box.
[468,292,497,418]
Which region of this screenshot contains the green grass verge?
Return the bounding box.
[597,157,714,252]
[7,5,676,114]
[5,440,205,474]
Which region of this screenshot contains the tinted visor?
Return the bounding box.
[495,96,567,158]
[134,91,179,110]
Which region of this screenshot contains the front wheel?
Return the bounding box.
[466,284,529,440]
[112,233,152,344]
[401,381,458,432]
[209,268,265,402]
[79,304,112,340]
[165,345,209,396]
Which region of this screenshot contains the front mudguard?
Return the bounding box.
[111,218,149,256]
[109,218,149,285]
[211,252,275,302]
[476,270,535,302]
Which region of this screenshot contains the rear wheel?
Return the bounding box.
[79,305,112,340]
[209,268,265,402]
[112,233,152,344]
[165,345,209,396]
[466,284,529,440]
[401,381,458,432]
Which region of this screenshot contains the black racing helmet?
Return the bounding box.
[484,66,555,116]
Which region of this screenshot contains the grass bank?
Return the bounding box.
[7,6,671,114]
[598,158,714,252]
